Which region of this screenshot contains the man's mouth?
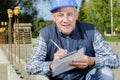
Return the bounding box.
[62,24,70,27]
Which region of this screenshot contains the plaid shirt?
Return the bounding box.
[26,29,120,76]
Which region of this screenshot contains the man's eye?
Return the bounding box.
[68,13,73,16]
[57,14,63,17]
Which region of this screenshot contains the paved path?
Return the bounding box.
[0,64,8,80]
[108,42,120,80]
[0,47,9,64]
[0,47,22,80]
[0,42,120,80]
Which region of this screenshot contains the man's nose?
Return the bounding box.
[63,15,69,22]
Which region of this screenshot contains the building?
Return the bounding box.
[14,23,32,44]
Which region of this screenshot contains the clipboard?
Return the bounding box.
[52,48,85,77]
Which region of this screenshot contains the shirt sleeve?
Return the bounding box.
[93,29,120,68]
[26,33,52,76]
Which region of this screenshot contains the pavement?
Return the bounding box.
[109,42,120,80]
[0,45,49,80]
[0,47,22,80]
[0,41,120,80]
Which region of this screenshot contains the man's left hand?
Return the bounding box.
[69,55,95,69]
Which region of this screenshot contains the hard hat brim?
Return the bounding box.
[50,0,78,12]
[50,5,77,12]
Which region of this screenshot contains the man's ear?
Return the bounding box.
[75,11,78,20]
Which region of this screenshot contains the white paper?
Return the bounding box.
[52,48,85,77]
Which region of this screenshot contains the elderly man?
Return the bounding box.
[26,0,120,80]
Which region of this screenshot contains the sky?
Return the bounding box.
[33,0,82,20]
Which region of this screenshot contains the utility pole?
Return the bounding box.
[7,9,13,64]
[110,0,114,35]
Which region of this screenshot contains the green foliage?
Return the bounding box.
[0,0,34,22]
[19,12,33,23]
[115,27,120,39]
[78,0,120,35]
[104,36,120,42]
[32,18,52,38]
[20,0,35,17]
[114,5,120,30]
[117,33,120,39]
[0,0,20,22]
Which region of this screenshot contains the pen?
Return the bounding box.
[51,39,61,49]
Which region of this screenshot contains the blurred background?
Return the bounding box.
[0,0,120,80]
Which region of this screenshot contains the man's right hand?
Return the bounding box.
[50,49,67,71]
[53,49,67,60]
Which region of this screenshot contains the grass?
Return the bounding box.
[104,36,120,42]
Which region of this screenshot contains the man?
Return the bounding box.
[26,0,120,80]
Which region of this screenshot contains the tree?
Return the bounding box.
[0,0,35,21]
[19,12,33,23]
[113,2,120,30]
[78,0,86,21]
[79,0,107,34]
[32,0,50,19]
[0,0,22,21]
[19,0,36,17]
[78,0,119,35]
[32,18,51,38]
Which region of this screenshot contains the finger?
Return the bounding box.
[70,62,86,66]
[59,49,67,54]
[72,59,86,63]
[54,49,67,60]
[70,63,86,69]
[70,61,88,68]
[72,56,89,63]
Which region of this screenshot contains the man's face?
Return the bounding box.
[52,6,78,35]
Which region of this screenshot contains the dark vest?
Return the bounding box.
[39,20,95,79]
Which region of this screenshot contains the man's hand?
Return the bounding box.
[50,49,67,71]
[53,49,67,60]
[70,55,95,69]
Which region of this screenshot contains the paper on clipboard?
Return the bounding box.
[52,48,85,77]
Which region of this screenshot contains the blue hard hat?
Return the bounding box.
[50,0,78,12]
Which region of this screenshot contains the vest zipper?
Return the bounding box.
[66,36,70,52]
[66,36,70,80]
